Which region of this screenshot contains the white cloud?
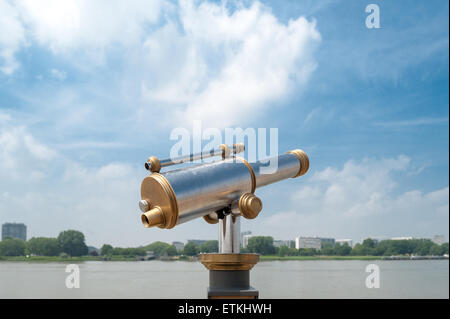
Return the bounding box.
[0,123,56,181]
[0,119,146,246]
[255,156,449,241]
[0,0,163,72]
[142,0,321,128]
[0,0,26,74]
[2,0,320,129]
[17,0,162,51]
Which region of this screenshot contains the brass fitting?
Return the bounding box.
[238,193,262,219]
[232,143,245,155]
[140,173,178,229]
[219,144,231,159]
[199,253,260,271]
[141,206,165,228]
[203,213,219,225]
[145,156,161,173]
[286,149,309,178]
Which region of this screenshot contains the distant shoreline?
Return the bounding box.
[1,255,448,262]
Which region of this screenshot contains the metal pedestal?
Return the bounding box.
[199,214,259,299]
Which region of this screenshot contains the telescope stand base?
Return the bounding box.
[207,270,258,299]
[198,253,260,299]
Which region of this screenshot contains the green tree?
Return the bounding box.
[351,243,365,256]
[57,230,88,257]
[247,236,276,255]
[334,243,352,256]
[26,237,61,256]
[199,240,219,253]
[429,244,443,256]
[100,244,114,256]
[0,238,26,256]
[288,248,299,256]
[183,242,198,256]
[144,241,171,256]
[440,243,449,255]
[298,248,317,256]
[112,247,145,256]
[278,245,289,257]
[163,245,178,256]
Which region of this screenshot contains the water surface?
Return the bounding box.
[0,260,447,298]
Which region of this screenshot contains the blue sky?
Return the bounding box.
[0,0,448,247]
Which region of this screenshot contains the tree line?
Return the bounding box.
[241,236,449,257]
[0,230,220,258]
[0,230,88,257]
[1,232,448,258]
[99,240,219,257]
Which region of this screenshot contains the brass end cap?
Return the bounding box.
[199,253,260,271]
[145,156,161,173]
[203,213,219,224]
[140,173,178,229]
[141,206,165,228]
[287,149,309,178]
[219,144,231,159]
[232,143,245,154]
[239,193,262,219]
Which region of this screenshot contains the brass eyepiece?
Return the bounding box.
[145,156,161,173]
[141,206,165,228]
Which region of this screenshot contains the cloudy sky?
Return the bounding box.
[0,0,448,247]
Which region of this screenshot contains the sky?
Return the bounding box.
[0,0,448,247]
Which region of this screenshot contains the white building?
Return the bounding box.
[242,234,254,248]
[240,231,252,247]
[390,237,413,241]
[335,239,353,247]
[432,235,446,245]
[295,237,321,250]
[273,240,294,248]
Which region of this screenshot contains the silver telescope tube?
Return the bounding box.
[139,149,309,229]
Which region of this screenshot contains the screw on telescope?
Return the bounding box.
[139,200,149,212]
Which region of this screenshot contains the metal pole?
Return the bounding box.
[219,214,240,254]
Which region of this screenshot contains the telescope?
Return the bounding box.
[139,143,309,298]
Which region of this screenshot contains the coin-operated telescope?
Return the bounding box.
[139,144,309,299]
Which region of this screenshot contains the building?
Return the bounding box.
[390,237,413,241]
[432,235,446,245]
[273,240,294,248]
[335,239,353,247]
[295,237,321,250]
[320,238,335,247]
[172,241,185,251]
[240,231,251,247]
[242,234,254,248]
[2,223,27,241]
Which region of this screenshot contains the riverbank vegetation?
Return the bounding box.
[0,231,448,262]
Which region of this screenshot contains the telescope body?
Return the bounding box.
[140,149,309,229]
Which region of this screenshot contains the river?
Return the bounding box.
[0,260,448,298]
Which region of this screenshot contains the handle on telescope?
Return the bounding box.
[145,143,245,173]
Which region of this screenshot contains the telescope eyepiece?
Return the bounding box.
[141,206,165,228]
